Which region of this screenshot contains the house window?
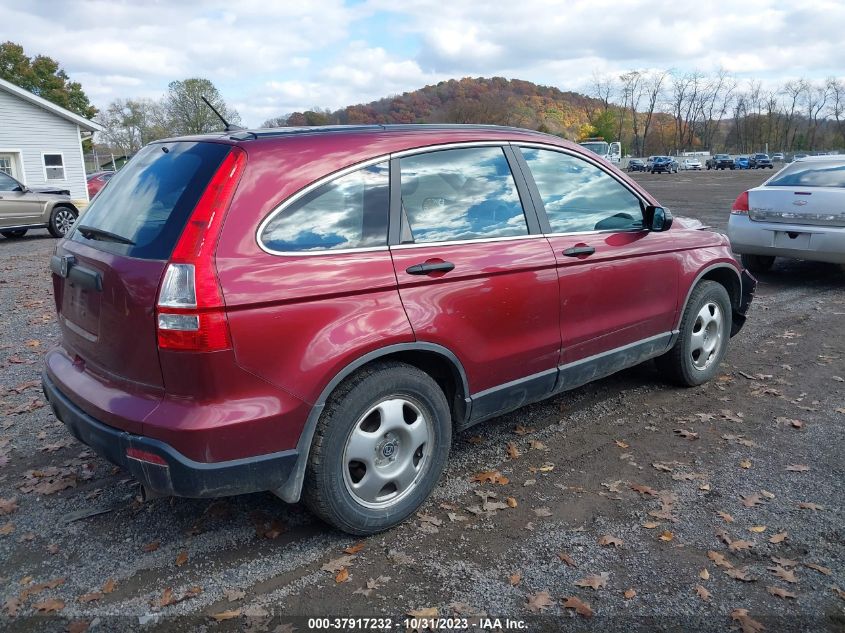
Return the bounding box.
[44,153,65,180]
[0,156,12,177]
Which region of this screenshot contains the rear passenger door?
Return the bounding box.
[389,145,561,422]
[515,145,680,367]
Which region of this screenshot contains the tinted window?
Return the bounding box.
[260,162,389,252]
[521,148,643,232]
[71,141,230,259]
[0,172,18,190]
[767,161,845,188]
[399,147,527,243]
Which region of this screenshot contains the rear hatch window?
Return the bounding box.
[71,141,230,258]
[767,160,845,188]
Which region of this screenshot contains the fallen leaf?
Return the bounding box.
[0,497,18,515]
[598,534,623,548]
[223,588,246,601]
[699,568,710,580]
[804,563,832,576]
[562,596,593,618]
[506,496,518,508]
[102,578,116,594]
[142,540,160,553]
[771,556,799,568]
[407,607,438,618]
[525,591,554,613]
[623,588,636,599]
[471,470,509,485]
[175,551,188,566]
[674,429,698,440]
[729,540,754,552]
[417,513,443,527]
[343,541,365,555]
[0,522,14,535]
[467,435,484,445]
[335,568,350,583]
[695,585,711,602]
[506,442,521,460]
[767,586,796,599]
[786,464,810,472]
[708,551,734,569]
[769,531,787,544]
[641,521,660,529]
[725,568,753,582]
[558,552,577,567]
[731,608,765,633]
[768,565,797,583]
[3,597,21,617]
[513,424,535,436]
[833,586,845,600]
[652,462,673,472]
[658,530,674,542]
[574,572,609,590]
[212,609,242,621]
[77,592,103,603]
[533,506,552,517]
[739,459,752,469]
[615,439,629,448]
[740,493,763,508]
[630,483,657,496]
[322,554,356,573]
[32,598,65,613]
[748,526,767,533]
[797,502,824,511]
[717,511,735,523]
[508,572,521,586]
[67,620,90,633]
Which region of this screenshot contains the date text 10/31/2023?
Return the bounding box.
[306,617,529,630]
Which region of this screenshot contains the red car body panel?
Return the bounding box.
[42,125,753,501]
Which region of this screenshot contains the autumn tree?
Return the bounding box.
[97,98,170,155]
[0,41,96,119]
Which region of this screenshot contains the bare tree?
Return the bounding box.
[804,81,830,150]
[828,77,845,146]
[640,70,668,156]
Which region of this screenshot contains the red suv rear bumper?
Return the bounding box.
[42,372,299,498]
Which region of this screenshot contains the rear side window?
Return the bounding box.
[399,147,528,244]
[71,142,230,259]
[520,148,643,232]
[767,160,845,188]
[260,162,389,253]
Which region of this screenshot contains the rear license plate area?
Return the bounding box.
[774,231,811,250]
[62,282,101,339]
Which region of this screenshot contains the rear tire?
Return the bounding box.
[740,254,775,273]
[303,361,451,535]
[48,206,77,238]
[1,229,27,239]
[656,281,732,387]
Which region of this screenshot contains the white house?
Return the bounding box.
[0,76,102,207]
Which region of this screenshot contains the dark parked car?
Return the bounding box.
[706,154,735,170]
[627,158,646,172]
[651,156,678,173]
[749,153,774,169]
[43,125,755,534]
[86,171,115,198]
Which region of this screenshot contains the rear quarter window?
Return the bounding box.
[71,142,230,259]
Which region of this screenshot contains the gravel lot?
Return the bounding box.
[0,169,843,632]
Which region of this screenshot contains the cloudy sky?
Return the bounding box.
[3,0,844,126]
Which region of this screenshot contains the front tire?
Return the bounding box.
[741,254,775,273]
[48,206,77,238]
[303,362,451,535]
[1,229,27,239]
[656,281,732,387]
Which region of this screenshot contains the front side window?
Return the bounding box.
[520,148,643,233]
[399,147,528,244]
[0,172,19,191]
[44,154,65,180]
[260,162,389,253]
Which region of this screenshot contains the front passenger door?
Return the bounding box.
[517,146,680,366]
[0,173,43,227]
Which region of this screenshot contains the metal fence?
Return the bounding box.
[83,152,133,174]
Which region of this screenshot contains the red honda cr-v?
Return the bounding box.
[43,125,755,534]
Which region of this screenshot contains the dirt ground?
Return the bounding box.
[0,168,843,632]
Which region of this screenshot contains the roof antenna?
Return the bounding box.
[201,95,243,132]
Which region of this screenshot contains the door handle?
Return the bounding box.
[406,261,455,275]
[562,245,596,257]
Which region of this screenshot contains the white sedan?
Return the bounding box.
[681,158,702,170]
[727,156,845,271]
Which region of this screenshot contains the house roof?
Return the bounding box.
[0,76,103,132]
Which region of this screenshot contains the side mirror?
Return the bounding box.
[644,205,673,232]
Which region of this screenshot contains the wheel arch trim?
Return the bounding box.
[676,262,743,331]
[273,342,470,503]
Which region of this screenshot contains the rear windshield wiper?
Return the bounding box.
[76,225,135,245]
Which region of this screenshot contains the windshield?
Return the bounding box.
[579,142,609,156]
[767,160,845,188]
[71,141,230,259]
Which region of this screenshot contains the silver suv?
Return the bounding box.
[0,171,78,239]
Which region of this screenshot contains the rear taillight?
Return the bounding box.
[731,191,749,214]
[156,147,246,352]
